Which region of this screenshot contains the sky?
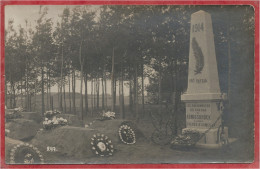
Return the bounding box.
[5,5,149,95]
[5,5,100,29]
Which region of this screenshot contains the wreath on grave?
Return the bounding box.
[10,143,44,164]
[171,129,201,148]
[90,133,114,157]
[118,124,136,145]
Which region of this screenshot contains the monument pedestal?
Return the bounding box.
[180,10,229,149]
[182,127,228,149]
[181,93,228,148]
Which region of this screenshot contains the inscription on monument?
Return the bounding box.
[189,78,207,84]
[192,23,204,32]
[186,103,213,128]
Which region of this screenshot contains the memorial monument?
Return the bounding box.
[181,10,228,148]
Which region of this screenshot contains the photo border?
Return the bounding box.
[0,0,259,168]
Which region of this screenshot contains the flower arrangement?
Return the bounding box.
[90,133,114,157]
[14,107,24,112]
[10,143,44,164]
[44,110,61,119]
[171,129,201,148]
[118,125,136,145]
[99,111,115,121]
[43,117,68,130]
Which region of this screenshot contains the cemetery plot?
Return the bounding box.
[4,5,255,164]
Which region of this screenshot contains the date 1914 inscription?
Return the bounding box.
[192,23,204,33]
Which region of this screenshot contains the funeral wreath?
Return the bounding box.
[90,133,114,157]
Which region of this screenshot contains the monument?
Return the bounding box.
[181,10,228,148]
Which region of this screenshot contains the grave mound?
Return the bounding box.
[30,120,146,159]
[21,112,42,123]
[31,126,99,158]
[5,119,41,141]
[56,114,84,127]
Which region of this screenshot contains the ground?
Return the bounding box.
[5,105,254,164]
[36,121,254,164]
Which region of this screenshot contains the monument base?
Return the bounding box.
[182,127,228,149]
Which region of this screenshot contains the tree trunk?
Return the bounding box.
[8,84,11,109]
[29,94,31,112]
[93,78,96,109]
[41,67,45,115]
[96,78,99,109]
[34,75,37,111]
[135,64,138,120]
[170,59,174,104]
[20,81,23,108]
[158,60,162,116]
[59,82,63,112]
[129,79,133,112]
[46,69,49,110]
[12,83,16,108]
[120,52,126,119]
[63,82,66,113]
[173,59,178,135]
[25,56,28,111]
[49,72,51,111]
[119,78,122,117]
[102,74,105,110]
[72,70,76,114]
[5,79,7,108]
[51,96,54,111]
[121,71,125,119]
[111,47,115,112]
[84,74,88,115]
[57,82,60,108]
[141,61,145,117]
[228,26,231,113]
[80,67,84,120]
[14,85,16,108]
[69,74,72,113]
[79,40,84,120]
[91,79,94,115]
[114,77,116,108]
[129,66,133,112]
[104,74,107,110]
[60,45,64,112]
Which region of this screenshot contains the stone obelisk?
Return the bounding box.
[181,10,228,148]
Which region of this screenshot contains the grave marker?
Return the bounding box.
[181,10,228,147]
